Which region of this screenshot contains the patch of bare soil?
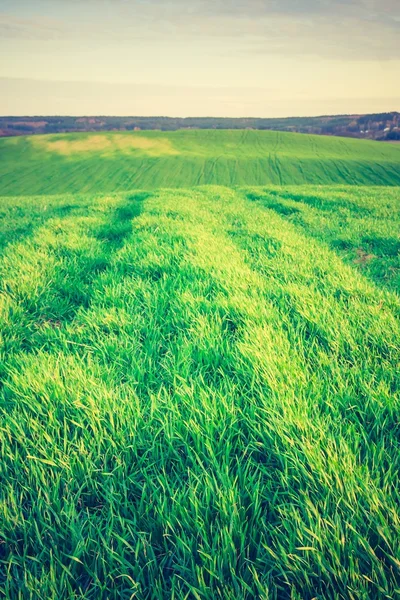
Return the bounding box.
[354,248,376,265]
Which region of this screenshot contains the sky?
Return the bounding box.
[0,0,399,117]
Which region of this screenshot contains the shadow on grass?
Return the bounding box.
[3,193,152,353]
[51,192,151,319]
[93,192,150,250]
[245,191,399,294]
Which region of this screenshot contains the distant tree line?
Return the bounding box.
[0,112,399,140]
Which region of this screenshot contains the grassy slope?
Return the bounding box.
[0,185,399,599]
[1,129,400,196]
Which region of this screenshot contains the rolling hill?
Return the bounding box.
[1,129,400,196]
[0,130,399,599]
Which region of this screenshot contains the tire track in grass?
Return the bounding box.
[244,185,400,293]
[0,192,149,363]
[273,154,283,186]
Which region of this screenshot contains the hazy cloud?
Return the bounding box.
[0,13,64,40]
[0,0,399,60]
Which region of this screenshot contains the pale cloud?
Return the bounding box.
[0,13,64,40]
[1,0,399,61]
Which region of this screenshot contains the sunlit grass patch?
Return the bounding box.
[30,132,180,158]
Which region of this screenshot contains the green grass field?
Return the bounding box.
[0,131,400,599]
[1,129,400,196]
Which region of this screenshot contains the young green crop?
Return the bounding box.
[243,185,400,292]
[0,185,399,599]
[1,129,400,196]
